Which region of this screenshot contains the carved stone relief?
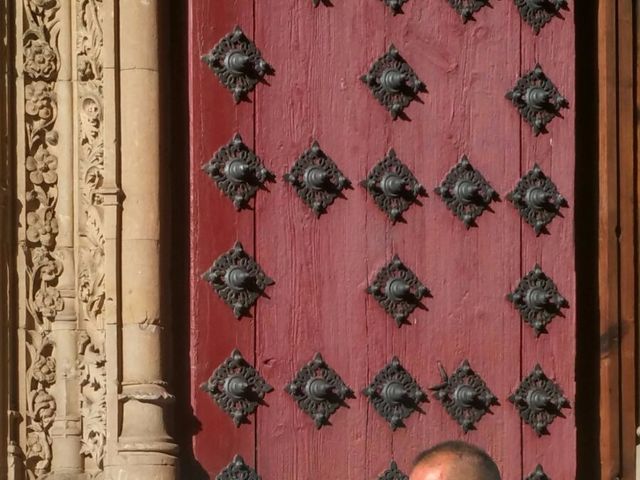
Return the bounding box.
[76,0,107,471]
[21,1,62,475]
[12,0,178,478]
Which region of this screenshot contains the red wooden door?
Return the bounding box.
[189,1,576,478]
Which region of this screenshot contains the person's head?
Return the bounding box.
[409,441,501,480]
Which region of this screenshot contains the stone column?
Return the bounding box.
[107,1,179,478]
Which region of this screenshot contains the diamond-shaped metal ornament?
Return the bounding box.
[509,364,569,436]
[202,134,274,210]
[201,26,271,103]
[201,349,273,427]
[202,241,274,318]
[367,255,430,327]
[361,44,426,119]
[507,164,566,235]
[447,0,490,23]
[525,464,550,480]
[363,356,427,430]
[515,0,567,34]
[435,156,497,228]
[379,461,409,480]
[285,353,354,429]
[380,0,409,14]
[430,360,498,433]
[216,455,261,480]
[361,149,425,223]
[283,141,350,217]
[506,64,568,135]
[507,264,568,336]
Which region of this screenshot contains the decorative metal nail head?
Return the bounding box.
[284,141,350,217]
[216,455,261,480]
[381,0,409,14]
[435,155,497,228]
[509,364,569,436]
[367,255,430,327]
[202,26,271,103]
[202,133,274,210]
[361,45,426,119]
[202,241,274,318]
[431,360,498,433]
[201,349,273,427]
[447,0,490,23]
[515,0,567,34]
[507,264,567,336]
[363,356,426,430]
[507,164,566,235]
[525,464,551,480]
[506,64,568,135]
[361,149,425,222]
[285,353,354,428]
[379,461,409,480]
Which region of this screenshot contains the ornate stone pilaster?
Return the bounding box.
[76,0,107,475]
[11,0,178,478]
[17,1,65,477]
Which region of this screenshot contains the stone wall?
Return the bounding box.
[3,1,179,478]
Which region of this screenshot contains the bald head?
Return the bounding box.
[409,441,501,480]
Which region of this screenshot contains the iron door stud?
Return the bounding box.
[202,241,274,318]
[202,26,271,103]
[200,349,272,427]
[285,353,354,429]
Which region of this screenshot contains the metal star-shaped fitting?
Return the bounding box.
[283,141,350,217]
[361,44,426,119]
[506,64,568,135]
[525,464,551,480]
[367,255,430,327]
[201,26,271,103]
[378,461,409,480]
[446,0,490,23]
[380,0,409,14]
[202,241,274,318]
[202,133,274,210]
[509,364,569,436]
[363,356,427,430]
[361,149,425,223]
[200,349,273,427]
[435,155,497,228]
[215,455,261,480]
[430,360,498,433]
[507,164,567,235]
[507,264,568,336]
[515,0,568,34]
[285,353,354,429]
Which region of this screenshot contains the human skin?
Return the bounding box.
[409,453,487,480]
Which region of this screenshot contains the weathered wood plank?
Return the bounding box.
[597,0,622,477]
[253,2,383,477]
[385,2,522,479]
[520,2,577,478]
[616,0,637,477]
[189,1,256,475]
